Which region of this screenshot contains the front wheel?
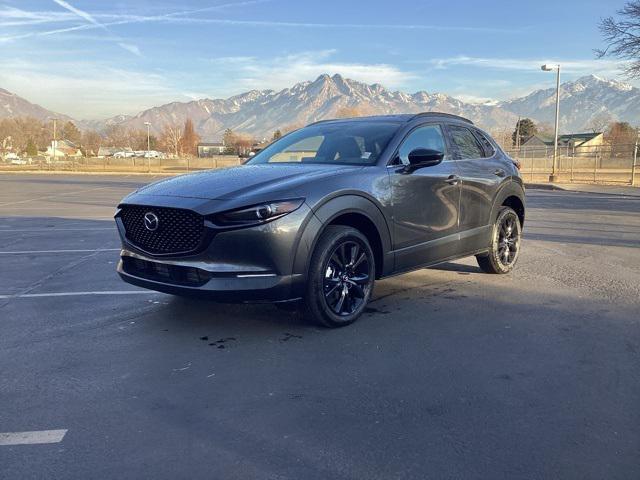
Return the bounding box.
[303,226,375,328]
[476,206,522,274]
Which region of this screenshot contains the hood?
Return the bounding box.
[134,164,361,200]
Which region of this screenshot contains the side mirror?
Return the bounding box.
[406,149,444,171]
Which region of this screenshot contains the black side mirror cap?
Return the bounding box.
[405,148,444,172]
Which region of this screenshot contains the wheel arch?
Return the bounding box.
[491,181,526,227]
[293,194,393,280]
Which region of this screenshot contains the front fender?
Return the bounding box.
[292,194,394,279]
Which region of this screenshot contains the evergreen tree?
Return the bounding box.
[61,121,81,144]
[512,118,537,146]
[25,138,38,157]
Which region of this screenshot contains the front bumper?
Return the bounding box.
[117,252,303,302]
[115,201,317,303]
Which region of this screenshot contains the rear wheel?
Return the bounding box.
[303,226,375,328]
[476,206,521,274]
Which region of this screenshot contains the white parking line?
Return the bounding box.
[0,429,67,446]
[0,291,157,299]
[0,228,115,233]
[0,248,120,255]
[0,185,112,207]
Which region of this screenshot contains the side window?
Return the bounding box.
[397,124,447,165]
[474,130,496,158]
[448,125,484,160]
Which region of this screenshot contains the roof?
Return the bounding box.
[527,132,603,146]
[308,112,473,127]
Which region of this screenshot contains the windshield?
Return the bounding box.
[246,122,400,166]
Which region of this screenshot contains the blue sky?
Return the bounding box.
[0,0,633,119]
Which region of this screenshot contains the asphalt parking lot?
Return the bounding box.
[0,173,638,479]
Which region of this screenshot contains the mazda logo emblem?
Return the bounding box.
[143,212,159,232]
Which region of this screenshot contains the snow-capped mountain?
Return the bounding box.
[104,74,518,139]
[499,75,640,131]
[0,88,71,122]
[2,73,638,138]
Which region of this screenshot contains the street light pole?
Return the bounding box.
[52,118,57,167]
[633,128,639,187]
[144,122,151,173]
[542,64,561,182]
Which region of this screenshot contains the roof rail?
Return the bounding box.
[409,112,474,125]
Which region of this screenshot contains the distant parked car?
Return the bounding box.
[143,151,162,158]
[114,151,135,158]
[3,152,20,163]
[11,158,29,165]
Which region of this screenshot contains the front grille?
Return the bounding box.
[122,257,211,287]
[119,205,204,255]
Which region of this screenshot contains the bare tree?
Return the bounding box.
[81,130,103,156]
[587,112,614,133]
[160,124,183,157]
[180,118,200,157]
[105,125,129,148]
[596,1,640,77]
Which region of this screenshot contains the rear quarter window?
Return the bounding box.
[473,130,497,158]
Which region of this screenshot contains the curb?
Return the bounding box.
[524,183,566,191]
[525,183,640,197]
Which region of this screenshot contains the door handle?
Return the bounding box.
[445,175,460,185]
[494,169,506,178]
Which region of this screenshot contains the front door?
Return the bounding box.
[390,123,461,271]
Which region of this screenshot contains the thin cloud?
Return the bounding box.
[0,59,179,119]
[0,1,522,43]
[52,0,101,27]
[0,0,271,39]
[50,0,142,56]
[208,50,416,92]
[427,55,627,75]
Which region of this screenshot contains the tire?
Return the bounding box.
[303,225,375,328]
[476,206,522,274]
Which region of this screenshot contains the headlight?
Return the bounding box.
[212,199,304,226]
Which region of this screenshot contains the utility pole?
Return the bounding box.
[542,64,561,182]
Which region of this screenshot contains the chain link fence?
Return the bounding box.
[2,145,639,186]
[0,155,243,174]
[505,143,639,185]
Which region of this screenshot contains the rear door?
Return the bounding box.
[389,123,462,271]
[446,124,505,251]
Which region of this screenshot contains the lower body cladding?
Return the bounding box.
[115,202,319,303]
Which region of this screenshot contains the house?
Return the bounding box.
[97,146,120,158]
[46,139,82,158]
[521,132,604,155]
[197,142,226,157]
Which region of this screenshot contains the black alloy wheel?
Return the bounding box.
[477,206,522,274]
[304,226,375,327]
[323,240,371,316]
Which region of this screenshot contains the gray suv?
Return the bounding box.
[115,113,525,327]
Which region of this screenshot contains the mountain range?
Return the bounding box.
[2,74,639,140]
